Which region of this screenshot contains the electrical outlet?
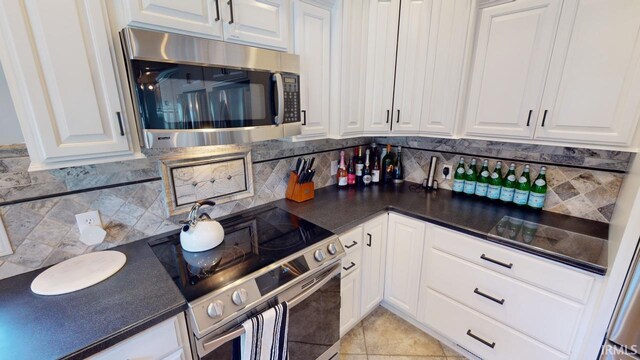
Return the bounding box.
[75,210,103,234]
[442,165,453,180]
[330,160,339,176]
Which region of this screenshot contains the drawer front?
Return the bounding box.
[424,248,583,353]
[339,225,363,254]
[341,247,362,277]
[430,225,594,303]
[423,289,568,360]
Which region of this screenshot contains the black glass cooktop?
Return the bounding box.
[149,206,334,302]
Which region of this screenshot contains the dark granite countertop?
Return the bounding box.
[275,182,608,275]
[0,237,187,360]
[0,181,608,360]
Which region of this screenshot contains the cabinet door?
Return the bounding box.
[0,0,132,169]
[362,0,400,134]
[361,214,388,316]
[384,213,425,317]
[391,0,433,134]
[340,268,362,336]
[293,2,330,139]
[463,0,562,139]
[338,0,369,136]
[419,0,471,136]
[123,0,223,39]
[223,0,291,51]
[534,0,640,146]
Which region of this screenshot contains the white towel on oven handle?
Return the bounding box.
[241,301,290,360]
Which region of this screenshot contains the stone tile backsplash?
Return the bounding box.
[0,136,630,279]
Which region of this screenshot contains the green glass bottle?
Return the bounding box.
[527,166,548,209]
[487,161,503,200]
[475,159,490,197]
[463,158,477,195]
[499,163,517,202]
[513,164,531,206]
[452,157,466,193]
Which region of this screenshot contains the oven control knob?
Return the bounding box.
[232,289,248,306]
[207,300,225,318]
[314,249,326,262]
[327,243,338,255]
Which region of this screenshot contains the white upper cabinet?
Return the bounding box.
[534,0,640,146]
[464,0,562,139]
[363,0,400,134]
[0,0,136,170]
[338,0,370,136]
[222,0,291,51]
[119,0,290,51]
[419,0,471,135]
[294,1,331,139]
[122,0,224,39]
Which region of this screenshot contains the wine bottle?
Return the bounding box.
[372,152,380,184]
[463,158,477,195]
[381,144,395,184]
[392,146,404,183]
[487,161,503,200]
[363,149,372,186]
[527,166,547,209]
[513,164,531,206]
[500,163,517,202]
[452,157,466,193]
[475,159,490,197]
[337,150,348,188]
[355,146,364,186]
[347,154,356,186]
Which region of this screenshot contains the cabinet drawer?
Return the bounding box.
[430,225,594,303]
[341,247,362,278]
[423,289,568,360]
[89,315,188,360]
[339,225,363,254]
[424,248,583,353]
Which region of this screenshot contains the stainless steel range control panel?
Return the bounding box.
[188,236,344,338]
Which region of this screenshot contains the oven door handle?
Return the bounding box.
[200,262,341,355]
[273,73,284,125]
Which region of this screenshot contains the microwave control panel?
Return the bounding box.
[282,74,300,124]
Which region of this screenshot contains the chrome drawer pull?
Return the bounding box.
[474,288,505,305]
[344,241,358,249]
[480,254,513,269]
[466,329,495,349]
[343,262,356,271]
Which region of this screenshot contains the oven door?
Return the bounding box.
[196,262,341,360]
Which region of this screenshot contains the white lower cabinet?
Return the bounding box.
[360,214,388,316]
[337,213,600,360]
[422,288,568,360]
[89,314,192,360]
[384,213,425,317]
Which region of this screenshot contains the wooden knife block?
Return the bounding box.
[286,171,315,203]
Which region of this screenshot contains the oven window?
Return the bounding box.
[130,60,275,130]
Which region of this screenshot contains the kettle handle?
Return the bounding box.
[183,200,217,229]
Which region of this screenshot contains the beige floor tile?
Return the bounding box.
[341,322,367,354]
[362,307,445,356]
[340,355,368,360]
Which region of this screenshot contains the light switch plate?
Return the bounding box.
[0,216,13,256]
[330,160,339,176]
[75,210,103,234]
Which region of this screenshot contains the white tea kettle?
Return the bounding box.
[180,200,225,252]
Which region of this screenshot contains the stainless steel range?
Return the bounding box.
[149,206,344,359]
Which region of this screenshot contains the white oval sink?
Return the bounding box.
[31,251,126,296]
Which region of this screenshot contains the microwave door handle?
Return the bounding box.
[273,73,284,125]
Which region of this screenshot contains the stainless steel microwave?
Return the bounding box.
[120,28,301,149]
